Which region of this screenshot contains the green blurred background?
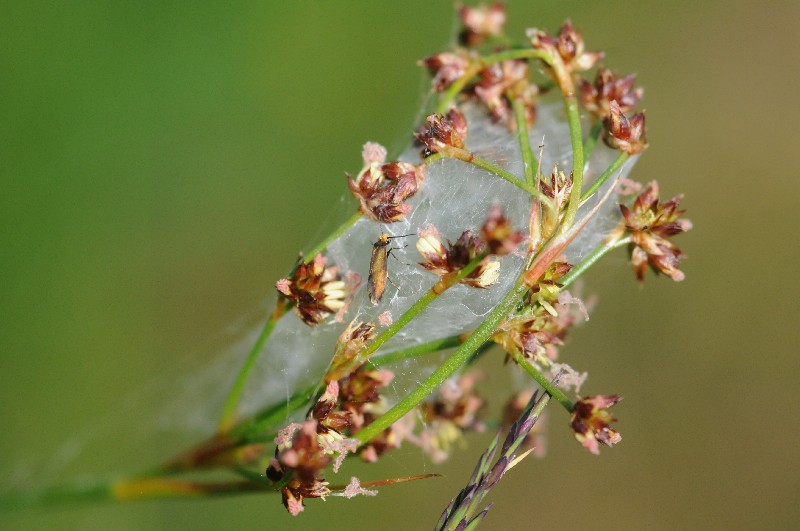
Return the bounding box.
[2,1,798,529]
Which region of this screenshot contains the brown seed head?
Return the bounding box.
[416,225,499,289]
[347,148,426,223]
[529,21,603,73]
[612,181,692,283]
[276,255,346,326]
[579,67,643,119]
[415,109,469,154]
[604,100,648,155]
[570,395,622,455]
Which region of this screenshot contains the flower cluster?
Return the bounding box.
[579,67,643,120]
[276,254,346,326]
[610,181,692,282]
[347,142,426,223]
[604,100,648,155]
[569,395,622,455]
[416,225,500,289]
[473,59,538,129]
[529,21,603,74]
[415,108,469,155]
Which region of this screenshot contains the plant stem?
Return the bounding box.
[582,121,603,163]
[302,210,363,264]
[560,237,631,289]
[511,95,538,189]
[580,152,629,205]
[510,352,573,411]
[369,335,463,368]
[443,148,548,202]
[356,279,529,445]
[217,302,287,433]
[560,93,585,230]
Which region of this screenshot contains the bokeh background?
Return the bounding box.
[2,1,798,529]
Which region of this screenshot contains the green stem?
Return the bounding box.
[560,237,631,289]
[510,352,573,411]
[302,210,363,264]
[369,335,463,368]
[511,95,538,189]
[218,306,286,433]
[0,477,269,510]
[582,121,603,163]
[356,279,529,445]
[444,149,548,202]
[580,152,629,205]
[560,93,585,230]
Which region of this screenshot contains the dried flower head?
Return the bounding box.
[570,395,622,455]
[418,372,485,463]
[473,59,537,128]
[604,100,648,155]
[481,204,525,255]
[415,109,469,154]
[419,51,471,92]
[458,2,506,47]
[267,420,332,516]
[610,181,692,283]
[417,225,500,289]
[579,67,643,119]
[276,254,346,326]
[347,142,426,223]
[529,21,603,74]
[326,320,377,383]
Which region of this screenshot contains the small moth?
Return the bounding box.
[368,232,410,305]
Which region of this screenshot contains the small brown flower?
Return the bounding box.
[481,204,525,256]
[459,2,506,47]
[417,225,499,289]
[276,255,346,326]
[347,142,426,223]
[529,21,603,73]
[610,181,692,283]
[604,100,648,155]
[579,67,643,120]
[267,420,332,516]
[473,59,537,129]
[570,395,622,455]
[419,51,471,92]
[415,109,469,155]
